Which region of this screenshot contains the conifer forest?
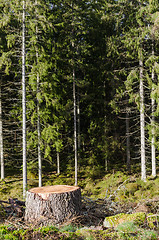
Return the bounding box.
[0,0,159,198]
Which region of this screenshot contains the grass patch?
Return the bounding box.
[116,221,158,240]
[0,170,159,203]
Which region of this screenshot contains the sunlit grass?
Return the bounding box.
[0,171,159,203]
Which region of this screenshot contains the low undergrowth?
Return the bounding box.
[116,221,158,240]
[82,171,159,202]
[0,170,159,203]
[0,171,158,239]
[0,222,158,240]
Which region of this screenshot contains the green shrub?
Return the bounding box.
[59,224,77,233]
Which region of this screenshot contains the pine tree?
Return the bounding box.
[25,0,66,178]
[0,0,23,179]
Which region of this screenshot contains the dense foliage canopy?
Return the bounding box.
[0,0,159,189]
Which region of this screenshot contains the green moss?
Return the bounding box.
[0,171,159,205]
[103,212,146,228]
[103,213,126,228]
[99,229,118,239]
[2,233,18,240]
[115,192,127,202]
[134,178,159,200]
[125,183,138,196]
[76,228,118,240]
[116,221,138,233]
[0,226,8,235]
[13,229,27,240]
[59,225,77,233]
[0,226,18,240]
[0,205,6,219]
[140,229,158,240]
[27,171,37,180]
[130,212,146,225]
[116,221,138,239]
[39,225,59,234]
[147,213,159,229]
[116,221,158,240]
[76,229,93,240]
[85,171,129,199]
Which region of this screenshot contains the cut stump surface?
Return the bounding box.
[25,185,81,225]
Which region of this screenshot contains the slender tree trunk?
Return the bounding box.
[126,110,131,173]
[139,49,146,182]
[77,88,80,170]
[37,73,42,187]
[73,69,78,186]
[35,0,42,187]
[104,81,108,171]
[57,151,60,175]
[151,41,156,177]
[72,5,78,186]
[0,81,4,179]
[22,0,27,198]
[56,127,60,175]
[105,157,108,172]
[151,92,156,177]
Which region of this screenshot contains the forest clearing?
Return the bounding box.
[0,171,159,239]
[1,0,159,238]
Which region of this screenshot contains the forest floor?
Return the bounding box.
[0,170,159,239]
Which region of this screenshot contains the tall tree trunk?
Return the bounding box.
[139,49,146,182]
[57,151,60,175]
[0,81,4,180]
[104,81,108,171]
[105,157,108,172]
[22,0,27,198]
[126,110,131,173]
[35,0,42,187]
[36,18,42,187]
[151,41,156,177]
[37,72,42,187]
[72,4,78,186]
[73,69,78,186]
[77,88,80,170]
[56,127,60,175]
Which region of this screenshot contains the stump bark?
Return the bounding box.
[25,185,81,224]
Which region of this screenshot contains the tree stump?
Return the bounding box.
[25,185,81,225]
